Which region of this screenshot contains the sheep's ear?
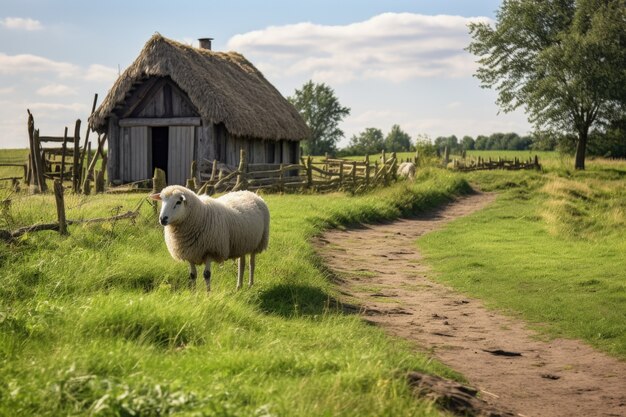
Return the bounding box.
[149,193,162,201]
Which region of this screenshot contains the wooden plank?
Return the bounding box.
[119,117,201,127]
[72,119,81,192]
[107,116,119,184]
[129,126,149,181]
[38,136,76,143]
[168,126,194,185]
[122,127,131,182]
[122,77,162,118]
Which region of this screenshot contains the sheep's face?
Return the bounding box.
[150,191,188,226]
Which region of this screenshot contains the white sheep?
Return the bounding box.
[397,162,416,180]
[150,185,270,291]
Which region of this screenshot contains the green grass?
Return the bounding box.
[418,167,626,358]
[0,168,469,416]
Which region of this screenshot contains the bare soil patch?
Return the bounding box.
[314,192,626,417]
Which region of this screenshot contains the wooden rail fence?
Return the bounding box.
[451,155,541,172]
[25,95,106,195]
[150,149,400,195]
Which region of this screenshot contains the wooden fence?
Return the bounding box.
[151,149,400,195]
[25,95,106,195]
[451,155,541,172]
[0,178,138,242]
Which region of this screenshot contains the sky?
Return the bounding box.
[0,0,532,149]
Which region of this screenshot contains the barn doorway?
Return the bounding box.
[151,126,169,180]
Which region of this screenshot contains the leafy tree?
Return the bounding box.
[434,135,459,154]
[461,135,475,150]
[468,0,626,169]
[346,128,385,155]
[288,81,351,155]
[475,135,489,150]
[384,125,413,152]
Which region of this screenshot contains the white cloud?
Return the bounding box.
[0,53,79,77]
[228,12,490,83]
[1,17,43,31]
[36,83,78,97]
[0,87,15,94]
[447,101,462,109]
[84,64,118,82]
[0,52,117,83]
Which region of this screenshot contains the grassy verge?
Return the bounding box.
[0,169,468,416]
[418,168,626,359]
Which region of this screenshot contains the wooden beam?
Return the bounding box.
[38,136,76,143]
[118,117,201,127]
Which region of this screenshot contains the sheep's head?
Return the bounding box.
[150,187,191,226]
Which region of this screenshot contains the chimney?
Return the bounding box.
[198,38,213,50]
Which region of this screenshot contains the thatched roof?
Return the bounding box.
[90,34,309,141]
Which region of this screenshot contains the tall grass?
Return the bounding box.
[418,166,626,358]
[0,168,467,416]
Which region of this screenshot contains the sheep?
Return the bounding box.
[397,162,416,180]
[150,185,270,291]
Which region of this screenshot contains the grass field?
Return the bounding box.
[0,168,470,416]
[418,167,626,358]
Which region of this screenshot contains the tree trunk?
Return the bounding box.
[574,127,588,170]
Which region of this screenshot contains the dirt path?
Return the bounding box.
[314,192,626,417]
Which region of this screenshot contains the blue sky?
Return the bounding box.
[0,0,531,148]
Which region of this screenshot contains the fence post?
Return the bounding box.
[53,179,67,235]
[60,126,68,183]
[351,161,357,188]
[78,94,98,191]
[34,129,47,192]
[236,148,248,191]
[210,159,217,181]
[374,160,379,183]
[153,168,166,194]
[72,119,81,193]
[306,156,312,189]
[365,154,370,187]
[279,163,284,193]
[339,162,344,188]
[444,146,450,165]
[391,152,397,181]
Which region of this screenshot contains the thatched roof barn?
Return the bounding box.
[90,34,308,185]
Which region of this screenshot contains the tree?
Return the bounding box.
[384,125,413,152]
[461,135,475,150]
[468,0,626,169]
[346,128,385,155]
[434,135,459,154]
[288,81,351,155]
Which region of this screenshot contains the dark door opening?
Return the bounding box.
[151,126,169,181]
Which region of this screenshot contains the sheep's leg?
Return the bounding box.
[203,260,212,292]
[188,263,197,290]
[249,253,256,287]
[237,256,245,290]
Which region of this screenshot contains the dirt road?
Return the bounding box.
[315,192,626,417]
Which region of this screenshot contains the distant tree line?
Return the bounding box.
[433,133,534,154]
[289,81,625,158]
[338,125,413,157]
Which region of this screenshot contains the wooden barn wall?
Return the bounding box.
[196,124,215,174]
[107,116,120,184]
[168,126,195,185]
[118,126,149,183]
[129,78,198,119]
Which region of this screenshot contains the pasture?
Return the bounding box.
[419,166,626,358]
[0,164,467,417]
[1,148,625,415]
